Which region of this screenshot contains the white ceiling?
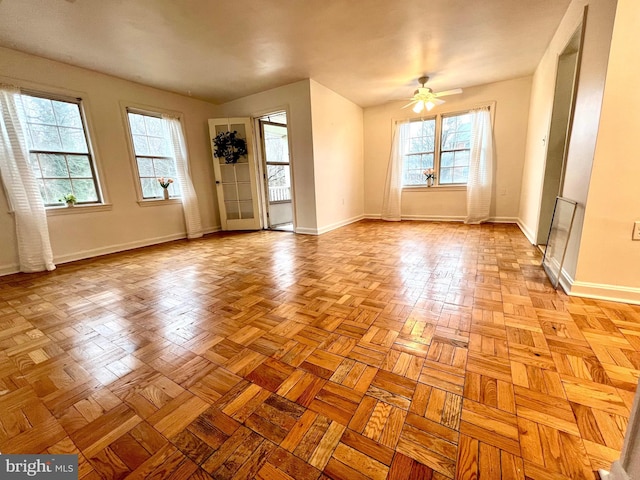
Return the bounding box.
[0,0,571,107]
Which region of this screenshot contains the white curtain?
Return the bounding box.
[381,120,409,221]
[465,107,494,224]
[162,115,203,239]
[0,86,55,272]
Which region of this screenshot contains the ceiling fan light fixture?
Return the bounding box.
[402,76,463,113]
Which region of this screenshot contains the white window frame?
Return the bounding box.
[400,102,495,189]
[122,104,183,205]
[21,90,105,208]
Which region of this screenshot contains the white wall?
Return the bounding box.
[213,80,317,233]
[309,80,364,233]
[572,0,640,302]
[0,47,220,274]
[363,76,532,221]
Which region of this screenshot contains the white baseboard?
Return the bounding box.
[203,226,222,235]
[402,214,466,222]
[516,218,537,244]
[294,227,318,235]
[0,225,222,277]
[599,460,630,480]
[365,214,518,224]
[54,232,189,265]
[0,262,19,276]
[316,215,365,235]
[567,281,640,306]
[295,215,365,235]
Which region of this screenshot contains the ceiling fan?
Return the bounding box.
[402,76,463,113]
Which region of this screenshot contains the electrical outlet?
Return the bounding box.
[633,221,640,241]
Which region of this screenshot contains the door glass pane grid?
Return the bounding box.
[22,95,101,206]
[266,164,291,202]
[263,123,292,203]
[222,164,253,220]
[263,124,289,164]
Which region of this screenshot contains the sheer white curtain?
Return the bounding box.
[0,85,55,272]
[162,115,203,239]
[381,120,409,221]
[465,107,494,224]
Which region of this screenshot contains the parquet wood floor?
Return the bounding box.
[1,220,639,479]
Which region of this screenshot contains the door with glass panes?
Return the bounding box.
[208,118,261,230]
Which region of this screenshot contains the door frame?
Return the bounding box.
[253,110,296,231]
[536,16,586,245]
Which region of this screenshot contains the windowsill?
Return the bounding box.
[46,203,113,216]
[137,198,182,207]
[403,185,467,191]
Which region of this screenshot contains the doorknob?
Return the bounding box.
[215,181,220,184]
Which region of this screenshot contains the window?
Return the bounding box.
[402,111,472,186]
[22,93,101,206]
[126,111,180,199]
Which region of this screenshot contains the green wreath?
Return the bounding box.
[213,130,248,164]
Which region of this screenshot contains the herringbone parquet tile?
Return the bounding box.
[0,220,639,479]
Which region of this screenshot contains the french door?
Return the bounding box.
[208,118,261,230]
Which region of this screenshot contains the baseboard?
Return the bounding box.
[0,262,19,276]
[546,261,575,295]
[54,232,190,265]
[203,226,222,235]
[402,214,466,222]
[295,215,365,236]
[0,225,223,276]
[567,281,640,306]
[516,218,537,244]
[365,214,518,224]
[490,216,519,224]
[599,460,630,480]
[316,215,365,235]
[294,227,318,235]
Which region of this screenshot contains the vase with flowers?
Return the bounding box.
[423,168,436,187]
[158,177,173,200]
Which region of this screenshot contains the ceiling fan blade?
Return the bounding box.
[434,88,463,97]
[433,98,446,106]
[401,100,417,109]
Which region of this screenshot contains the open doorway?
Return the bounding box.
[536,24,584,245]
[256,112,294,231]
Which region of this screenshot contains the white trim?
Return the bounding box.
[53,233,189,265]
[0,225,222,277]
[295,227,318,235]
[598,461,631,480]
[137,198,182,207]
[516,218,537,244]
[203,226,222,235]
[365,214,518,224]
[46,203,113,216]
[0,263,19,276]
[402,215,466,222]
[316,215,365,235]
[294,215,365,235]
[567,281,640,306]
[402,185,467,192]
